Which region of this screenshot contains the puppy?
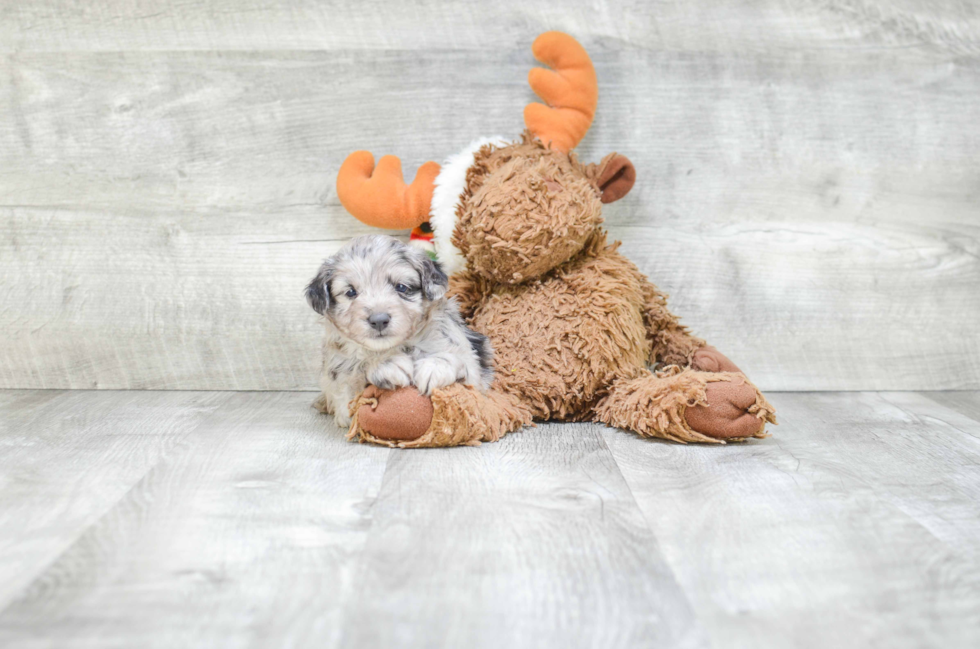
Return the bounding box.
[305,235,493,428]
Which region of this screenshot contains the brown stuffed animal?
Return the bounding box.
[334,32,776,447]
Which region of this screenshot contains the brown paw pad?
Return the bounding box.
[685,379,765,440]
[356,385,433,441]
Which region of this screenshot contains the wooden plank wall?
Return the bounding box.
[1,1,978,391]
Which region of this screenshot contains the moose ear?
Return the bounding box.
[589,153,636,203]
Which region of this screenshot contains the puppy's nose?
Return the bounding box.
[367,312,391,332]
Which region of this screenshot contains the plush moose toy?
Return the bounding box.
[334,32,776,447]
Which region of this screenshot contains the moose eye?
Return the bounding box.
[394,283,410,294]
[345,287,357,299]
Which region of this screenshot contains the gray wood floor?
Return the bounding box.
[2,390,979,648]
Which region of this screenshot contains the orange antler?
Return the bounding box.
[523,32,598,153]
[336,151,441,230]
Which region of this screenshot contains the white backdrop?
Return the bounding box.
[1,0,978,390]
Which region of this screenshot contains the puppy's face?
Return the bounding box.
[306,235,448,351]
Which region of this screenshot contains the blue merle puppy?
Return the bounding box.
[305,235,493,428]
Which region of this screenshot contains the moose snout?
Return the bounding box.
[367,312,391,332]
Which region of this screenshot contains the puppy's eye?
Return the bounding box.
[394,283,410,294]
[345,288,357,299]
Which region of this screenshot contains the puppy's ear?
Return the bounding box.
[409,249,448,301]
[423,258,449,300]
[305,259,336,315]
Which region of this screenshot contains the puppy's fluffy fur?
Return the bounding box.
[305,235,493,428]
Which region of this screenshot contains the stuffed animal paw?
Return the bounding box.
[354,385,433,441]
[685,377,774,440]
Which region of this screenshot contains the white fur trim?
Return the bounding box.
[429,136,508,275]
[408,237,436,257]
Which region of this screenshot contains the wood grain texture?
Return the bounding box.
[1,3,979,390]
[0,207,355,390]
[336,422,705,649]
[924,390,980,427]
[0,390,232,611]
[602,391,980,649]
[1,1,978,53]
[4,390,980,647]
[0,391,390,648]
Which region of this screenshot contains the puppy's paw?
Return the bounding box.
[312,393,332,414]
[414,358,459,396]
[367,355,414,390]
[333,410,352,429]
